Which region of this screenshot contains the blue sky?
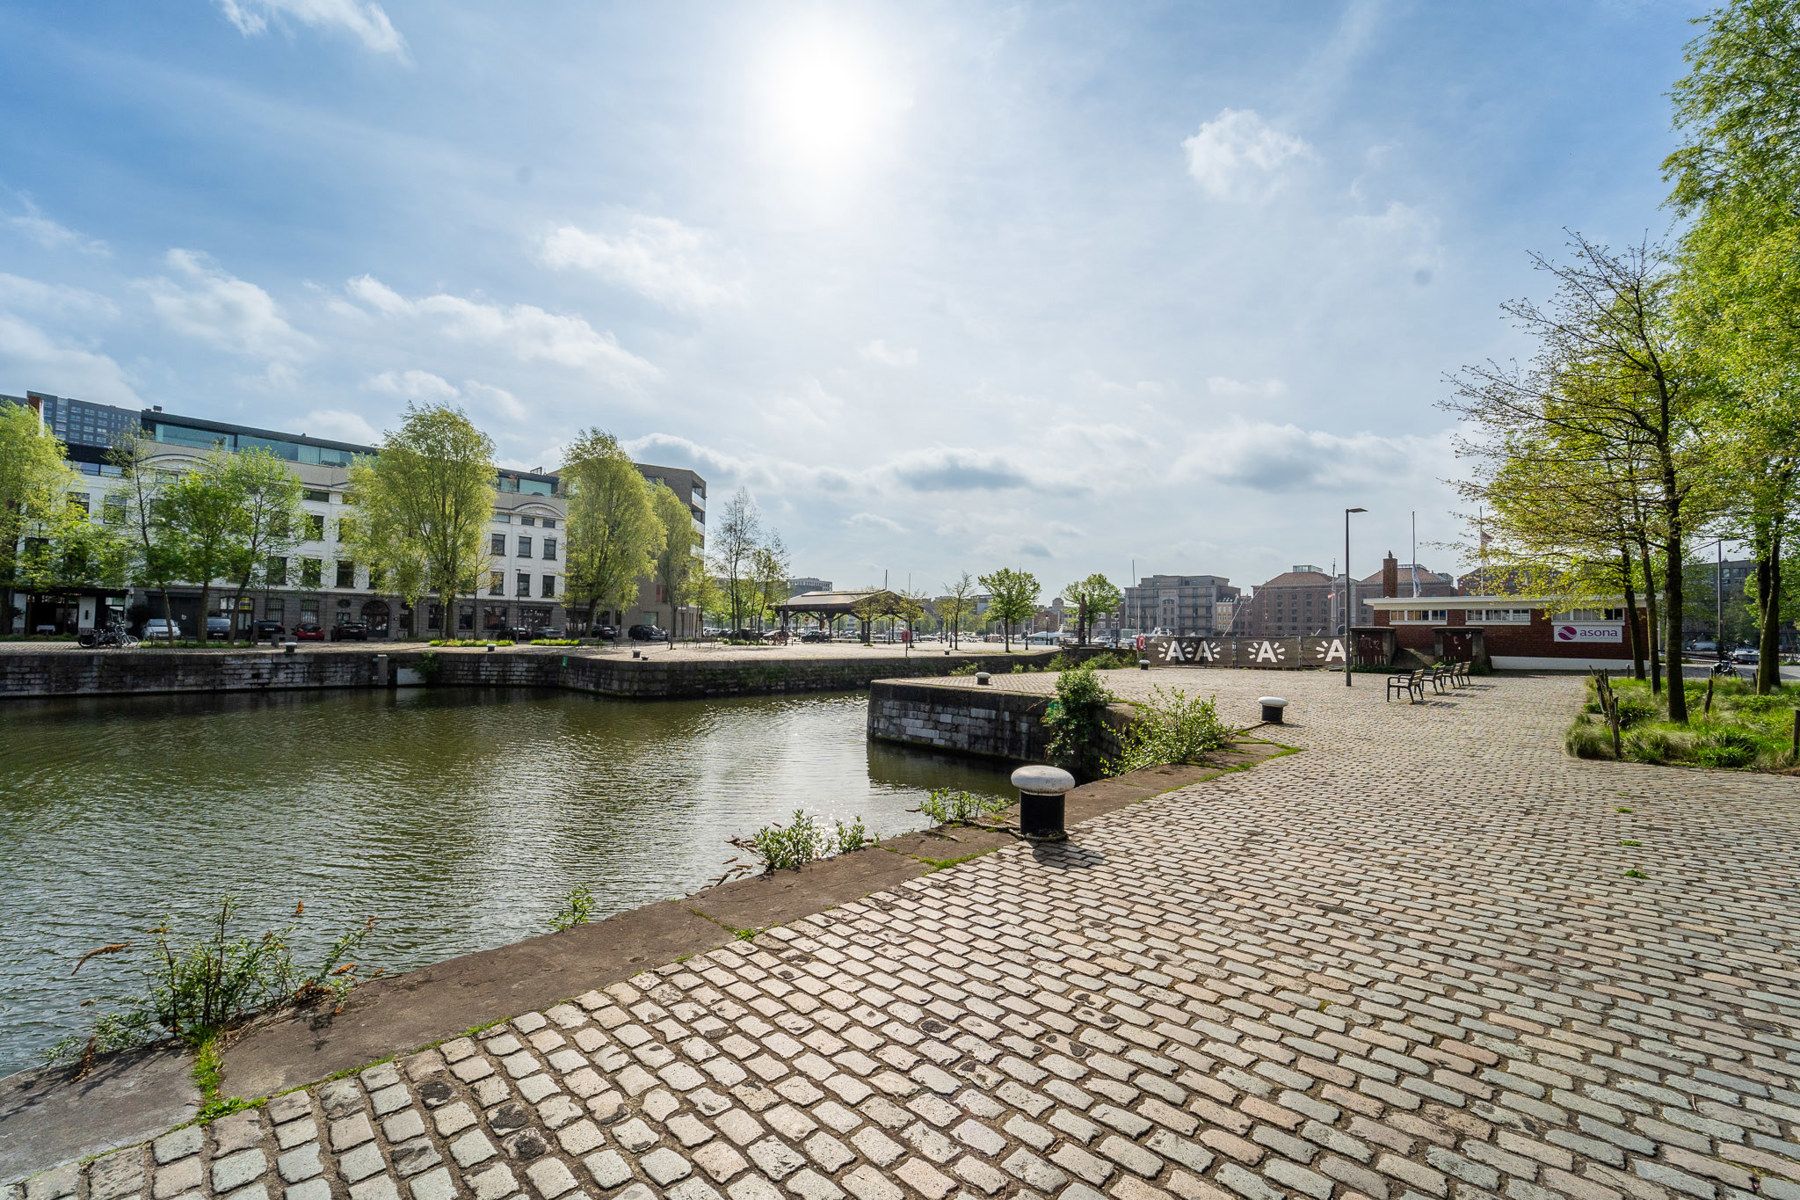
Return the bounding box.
[1,0,1700,593]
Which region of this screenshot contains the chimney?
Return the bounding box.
[1382,552,1399,599]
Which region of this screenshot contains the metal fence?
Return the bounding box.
[1142,635,1348,668]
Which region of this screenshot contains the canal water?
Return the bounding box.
[0,688,1012,1075]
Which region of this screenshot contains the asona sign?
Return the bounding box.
[1553,624,1622,644]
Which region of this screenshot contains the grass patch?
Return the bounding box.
[1569,675,1800,772]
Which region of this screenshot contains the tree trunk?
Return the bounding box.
[1637,535,1661,696]
[1662,522,1688,724]
[1756,523,1783,695]
[1620,545,1645,681]
[160,587,176,638]
[197,581,212,644]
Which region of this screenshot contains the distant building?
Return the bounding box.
[1356,560,1455,626]
[787,577,833,597]
[1231,567,1334,638]
[1119,575,1239,636]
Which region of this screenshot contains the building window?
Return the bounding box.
[337,518,354,541]
[301,558,323,588]
[493,513,511,524]
[1471,608,1533,624]
[1394,609,1448,624]
[304,513,325,540]
[488,571,505,596]
[1556,608,1624,623]
[517,571,530,597]
[491,533,506,556]
[264,599,284,624]
[102,495,126,525]
[458,604,474,632]
[266,556,288,586]
[68,491,90,514]
[542,518,557,529]
[518,535,533,558]
[302,488,329,502]
[520,515,536,526]
[369,566,386,591]
[541,574,556,598]
[335,560,356,589]
[543,536,557,561]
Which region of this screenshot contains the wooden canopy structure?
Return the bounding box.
[772,588,903,631]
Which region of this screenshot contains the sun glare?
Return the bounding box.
[758,23,902,180]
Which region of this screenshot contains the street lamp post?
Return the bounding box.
[1345,507,1366,687]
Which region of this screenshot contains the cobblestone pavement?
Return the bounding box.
[15,672,1800,1200]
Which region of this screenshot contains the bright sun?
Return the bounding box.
[758,23,899,178]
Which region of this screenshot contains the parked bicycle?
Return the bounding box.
[76,622,139,649]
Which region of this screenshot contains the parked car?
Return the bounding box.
[800,629,829,643]
[202,616,233,640]
[536,627,565,639]
[293,622,325,641]
[1731,646,1760,664]
[628,624,669,641]
[1688,639,1718,655]
[249,619,286,641]
[141,618,184,640]
[592,624,619,641]
[330,621,369,642]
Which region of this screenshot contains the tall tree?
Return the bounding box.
[0,404,78,631]
[750,534,790,632]
[1061,573,1123,645]
[562,430,664,632]
[163,449,246,639]
[1667,0,1800,691]
[979,568,1040,652]
[1444,235,1710,721]
[221,448,305,640]
[345,404,495,637]
[649,482,699,644]
[940,572,977,649]
[709,488,760,634]
[110,430,183,634]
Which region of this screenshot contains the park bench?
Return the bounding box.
[1422,663,1458,694]
[1386,668,1425,703]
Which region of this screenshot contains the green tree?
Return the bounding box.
[1062,573,1123,645]
[0,404,79,630]
[562,429,664,633]
[709,488,760,634]
[13,494,129,615]
[345,404,495,637]
[939,572,977,649]
[850,592,890,645]
[163,449,247,638]
[1667,0,1800,691]
[750,534,790,632]
[110,429,184,635]
[221,448,305,639]
[979,568,1039,652]
[649,482,699,644]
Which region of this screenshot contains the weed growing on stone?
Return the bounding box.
[549,884,596,933]
[1624,868,1647,879]
[1043,664,1117,782]
[918,789,1010,825]
[1114,687,1231,772]
[49,897,380,1073]
[833,816,873,854]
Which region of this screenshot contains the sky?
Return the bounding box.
[0,0,1704,594]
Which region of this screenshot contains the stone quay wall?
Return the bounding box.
[866,679,1135,763]
[0,648,1060,701]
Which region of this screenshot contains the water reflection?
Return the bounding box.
[0,688,1011,1073]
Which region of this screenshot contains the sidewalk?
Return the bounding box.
[9,670,1798,1199]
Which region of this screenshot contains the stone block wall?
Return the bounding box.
[0,650,384,699]
[866,680,1136,764]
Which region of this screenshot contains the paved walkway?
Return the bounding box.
[13,672,1800,1200]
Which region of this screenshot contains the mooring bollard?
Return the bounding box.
[1138,658,1150,671]
[1259,695,1289,724]
[975,670,991,686]
[486,642,496,653]
[282,640,297,656]
[1012,764,1075,841]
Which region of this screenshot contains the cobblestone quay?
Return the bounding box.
[11,671,1800,1199]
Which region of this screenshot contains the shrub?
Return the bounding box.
[1043,664,1116,782]
[1694,729,1759,768]
[1115,687,1231,772]
[833,816,872,854]
[549,884,595,932]
[530,638,581,646]
[949,662,981,676]
[737,810,828,872]
[51,897,378,1070]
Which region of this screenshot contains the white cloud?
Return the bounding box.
[216,0,408,60]
[539,215,743,312]
[1342,200,1443,285]
[859,339,917,367]
[0,313,139,405]
[5,200,109,256]
[461,381,527,422]
[0,273,119,319]
[345,276,657,388]
[1175,419,1446,492]
[1182,108,1314,201]
[141,249,314,363]
[1206,376,1287,399]
[847,511,906,535]
[297,407,379,444]
[366,368,458,401]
